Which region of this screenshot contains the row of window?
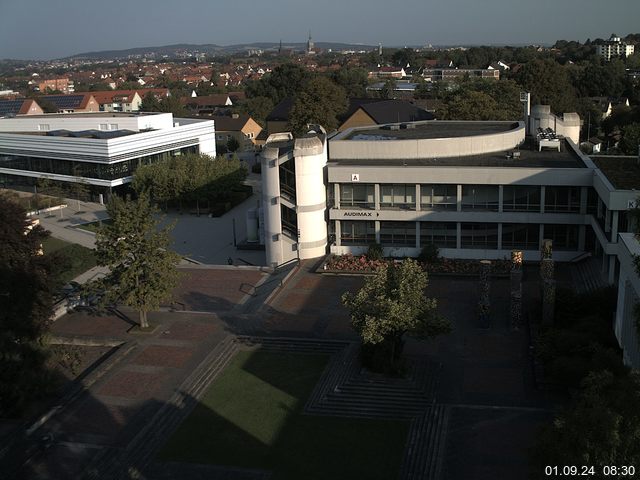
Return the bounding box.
[337,184,584,213]
[0,146,198,181]
[339,221,579,250]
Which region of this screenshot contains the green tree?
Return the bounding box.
[93,193,181,328]
[619,123,640,155]
[342,259,451,372]
[238,96,274,127]
[0,195,56,416]
[332,67,369,97]
[514,58,577,113]
[532,370,640,479]
[288,76,348,134]
[139,92,161,112]
[244,63,311,105]
[226,136,240,153]
[380,78,397,99]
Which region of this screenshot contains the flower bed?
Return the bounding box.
[320,254,511,276]
[322,254,389,273]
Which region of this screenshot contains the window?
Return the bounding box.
[587,188,598,215]
[380,184,415,209]
[420,184,457,210]
[544,224,579,250]
[109,124,118,130]
[462,186,499,211]
[340,184,375,209]
[544,186,580,213]
[38,124,50,131]
[503,186,541,212]
[502,223,539,250]
[380,222,416,247]
[420,222,457,248]
[279,159,296,202]
[281,205,297,240]
[341,221,375,245]
[99,124,108,131]
[461,223,498,249]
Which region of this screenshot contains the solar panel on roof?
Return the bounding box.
[42,95,84,109]
[0,100,23,116]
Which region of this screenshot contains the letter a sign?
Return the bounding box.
[351,173,360,182]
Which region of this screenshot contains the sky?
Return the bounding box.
[0,0,639,60]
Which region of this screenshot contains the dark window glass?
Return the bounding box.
[502,223,539,250]
[461,223,499,249]
[380,221,416,247]
[420,222,457,248]
[341,221,376,245]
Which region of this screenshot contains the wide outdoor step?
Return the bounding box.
[84,337,240,480]
[400,404,450,480]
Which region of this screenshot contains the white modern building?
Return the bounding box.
[596,34,635,61]
[259,107,640,368]
[0,112,216,199]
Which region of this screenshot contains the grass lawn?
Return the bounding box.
[75,218,112,233]
[159,351,410,480]
[42,237,97,283]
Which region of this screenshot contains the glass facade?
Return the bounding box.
[544,224,579,250]
[461,223,499,249]
[544,186,580,213]
[380,221,416,247]
[340,184,375,209]
[281,205,297,240]
[461,185,499,211]
[502,223,539,250]
[380,184,415,209]
[341,221,375,245]
[0,146,197,182]
[420,184,457,210]
[503,186,541,212]
[420,222,457,248]
[279,159,296,202]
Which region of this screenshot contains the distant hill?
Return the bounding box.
[63,42,381,61]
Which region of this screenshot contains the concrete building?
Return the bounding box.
[91,90,144,112]
[0,112,215,200]
[259,107,640,368]
[37,78,75,94]
[597,34,635,61]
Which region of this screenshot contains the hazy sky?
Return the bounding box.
[1,0,639,60]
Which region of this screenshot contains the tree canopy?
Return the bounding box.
[244,63,311,105]
[342,259,451,372]
[94,193,181,328]
[132,153,247,208]
[438,79,522,121]
[288,76,348,134]
[532,370,640,478]
[513,58,577,113]
[0,195,56,416]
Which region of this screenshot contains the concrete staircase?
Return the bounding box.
[570,257,607,294]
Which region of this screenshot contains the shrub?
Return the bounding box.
[418,242,440,264]
[366,243,384,261]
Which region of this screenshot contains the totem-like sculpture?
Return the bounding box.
[510,250,523,330]
[540,239,555,326]
[478,260,492,328]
